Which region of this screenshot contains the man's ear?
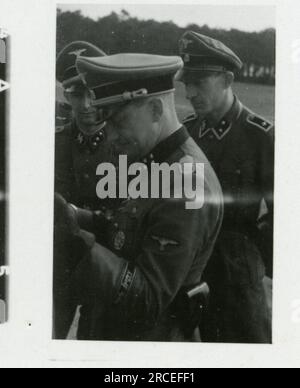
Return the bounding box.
[148,98,163,122]
[224,72,235,88]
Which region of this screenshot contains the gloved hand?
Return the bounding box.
[54,193,95,268]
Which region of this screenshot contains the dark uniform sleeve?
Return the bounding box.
[246,116,274,277]
[258,127,274,277]
[73,193,220,338]
[258,126,274,219]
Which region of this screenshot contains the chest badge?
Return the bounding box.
[151,236,179,252]
[114,231,126,251]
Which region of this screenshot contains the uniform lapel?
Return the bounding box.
[198,96,243,141]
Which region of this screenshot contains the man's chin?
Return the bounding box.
[193,107,209,119]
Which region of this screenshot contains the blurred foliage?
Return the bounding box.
[57,9,275,84]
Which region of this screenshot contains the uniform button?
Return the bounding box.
[84,174,90,179]
[114,223,119,228]
[132,207,137,214]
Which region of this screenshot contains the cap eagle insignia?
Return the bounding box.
[179,38,193,51]
[68,48,87,58]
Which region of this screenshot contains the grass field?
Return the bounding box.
[175,81,275,123]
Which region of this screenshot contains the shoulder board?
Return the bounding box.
[246,113,273,133]
[183,113,198,125]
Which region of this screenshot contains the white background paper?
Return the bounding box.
[0,0,300,368]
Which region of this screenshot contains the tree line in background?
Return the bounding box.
[57,9,276,85]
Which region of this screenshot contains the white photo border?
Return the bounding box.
[0,0,300,368]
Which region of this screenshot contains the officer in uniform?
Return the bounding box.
[178,31,274,343]
[55,53,224,341]
[55,41,117,210]
[54,41,118,339]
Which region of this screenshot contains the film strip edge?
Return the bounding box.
[0,27,10,324]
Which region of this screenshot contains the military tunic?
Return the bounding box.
[72,127,224,342]
[54,121,119,339]
[55,121,115,210]
[184,96,274,343]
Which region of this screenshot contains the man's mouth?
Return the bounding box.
[193,101,206,109]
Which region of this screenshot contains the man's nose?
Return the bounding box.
[82,95,92,109]
[185,85,198,101]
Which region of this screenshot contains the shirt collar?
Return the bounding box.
[143,126,190,164]
[73,122,107,152]
[200,96,243,140]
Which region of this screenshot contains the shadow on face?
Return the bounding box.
[183,72,232,117]
[104,99,163,163]
[65,86,99,130]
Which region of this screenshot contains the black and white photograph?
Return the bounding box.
[3,0,300,369]
[53,4,275,343]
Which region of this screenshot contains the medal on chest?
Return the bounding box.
[114,230,126,251]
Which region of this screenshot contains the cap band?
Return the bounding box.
[181,54,235,72]
[183,65,227,73]
[92,88,176,108]
[93,88,148,107]
[90,74,175,107]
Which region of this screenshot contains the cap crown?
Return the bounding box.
[179,31,243,72]
[56,41,106,86]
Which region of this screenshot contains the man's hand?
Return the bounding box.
[54,193,80,239]
[53,194,87,340]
